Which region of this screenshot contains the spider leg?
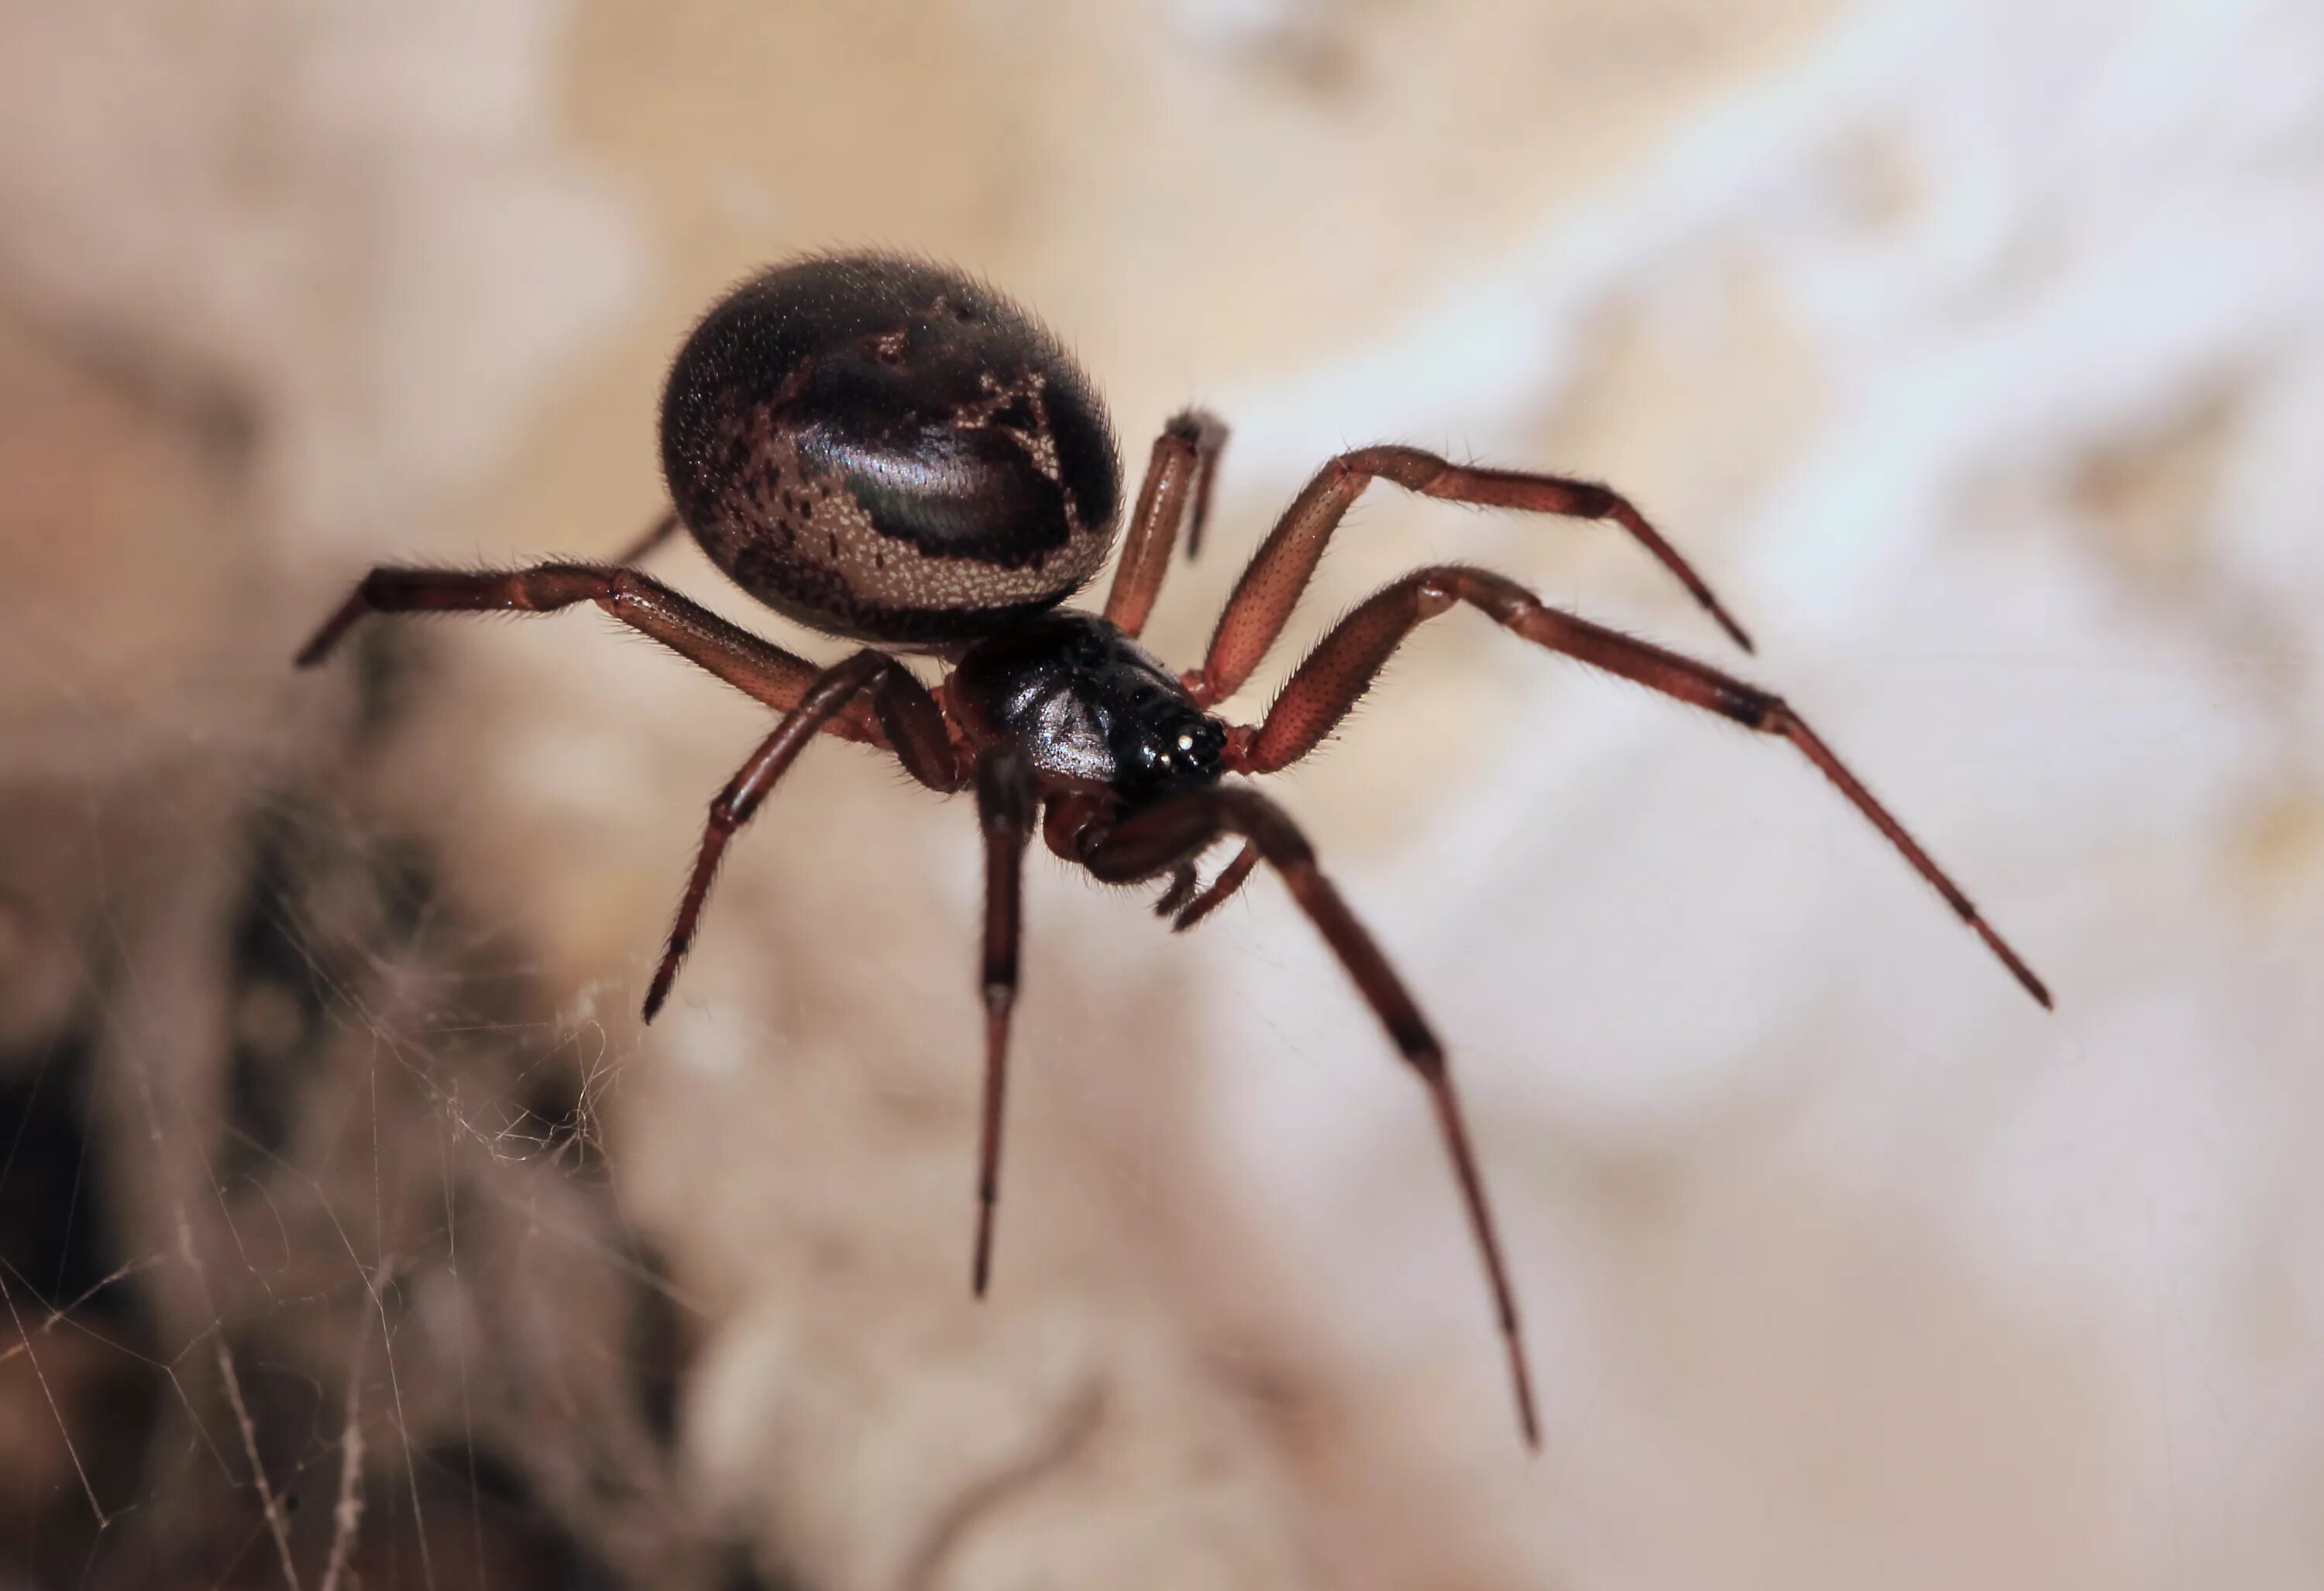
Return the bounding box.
[1103,409,1229,639]
[971,745,1038,1296]
[1150,840,1258,930]
[1152,864,1201,919]
[1168,843,1260,931]
[295,562,880,741]
[1186,446,1749,708]
[1078,785,1540,1450]
[1235,564,2051,1009]
[642,650,959,1021]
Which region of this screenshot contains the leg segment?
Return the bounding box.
[295,563,879,742]
[1170,844,1259,930]
[1187,447,1751,706]
[1151,844,1260,931]
[1153,863,1201,919]
[1078,785,1540,1449]
[1239,565,2051,1008]
[971,745,1038,1296]
[641,650,960,1021]
[1102,410,1229,639]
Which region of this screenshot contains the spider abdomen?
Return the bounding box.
[660,253,1123,648]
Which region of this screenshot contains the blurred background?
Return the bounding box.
[3,0,2321,1586]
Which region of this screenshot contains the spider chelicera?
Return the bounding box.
[298,252,2050,1449]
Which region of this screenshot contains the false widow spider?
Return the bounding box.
[297,252,2050,1449]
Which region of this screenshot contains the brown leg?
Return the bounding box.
[610,508,683,567]
[1174,844,1259,930]
[1239,565,2051,1008]
[294,562,879,742]
[1152,863,1201,919]
[641,650,960,1021]
[1187,447,1751,706]
[1150,844,1259,931]
[971,746,1037,1296]
[1102,409,1229,639]
[1078,785,1541,1450]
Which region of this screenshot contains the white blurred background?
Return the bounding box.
[4,2,2321,1586]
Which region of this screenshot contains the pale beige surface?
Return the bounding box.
[5,2,2322,1588]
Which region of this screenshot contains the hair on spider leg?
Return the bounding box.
[297,249,2052,1452]
[1243,587,1435,764]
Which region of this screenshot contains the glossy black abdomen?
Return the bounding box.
[661,254,1123,648]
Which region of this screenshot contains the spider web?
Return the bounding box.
[0,623,734,1588]
[0,3,704,1578]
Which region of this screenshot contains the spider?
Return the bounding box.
[297,252,2050,1449]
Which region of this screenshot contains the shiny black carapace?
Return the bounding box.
[298,251,2051,1450]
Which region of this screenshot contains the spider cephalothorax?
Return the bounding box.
[950,611,1229,802]
[299,250,2051,1451]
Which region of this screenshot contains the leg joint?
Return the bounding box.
[1559,480,1619,519]
[593,565,649,613]
[1394,1027,1446,1077]
[1340,445,1440,491]
[1413,578,1460,620]
[1715,686,1786,730]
